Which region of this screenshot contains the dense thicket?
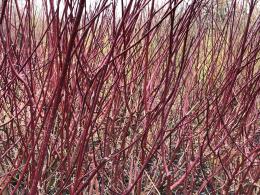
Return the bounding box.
[0,0,259,194]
